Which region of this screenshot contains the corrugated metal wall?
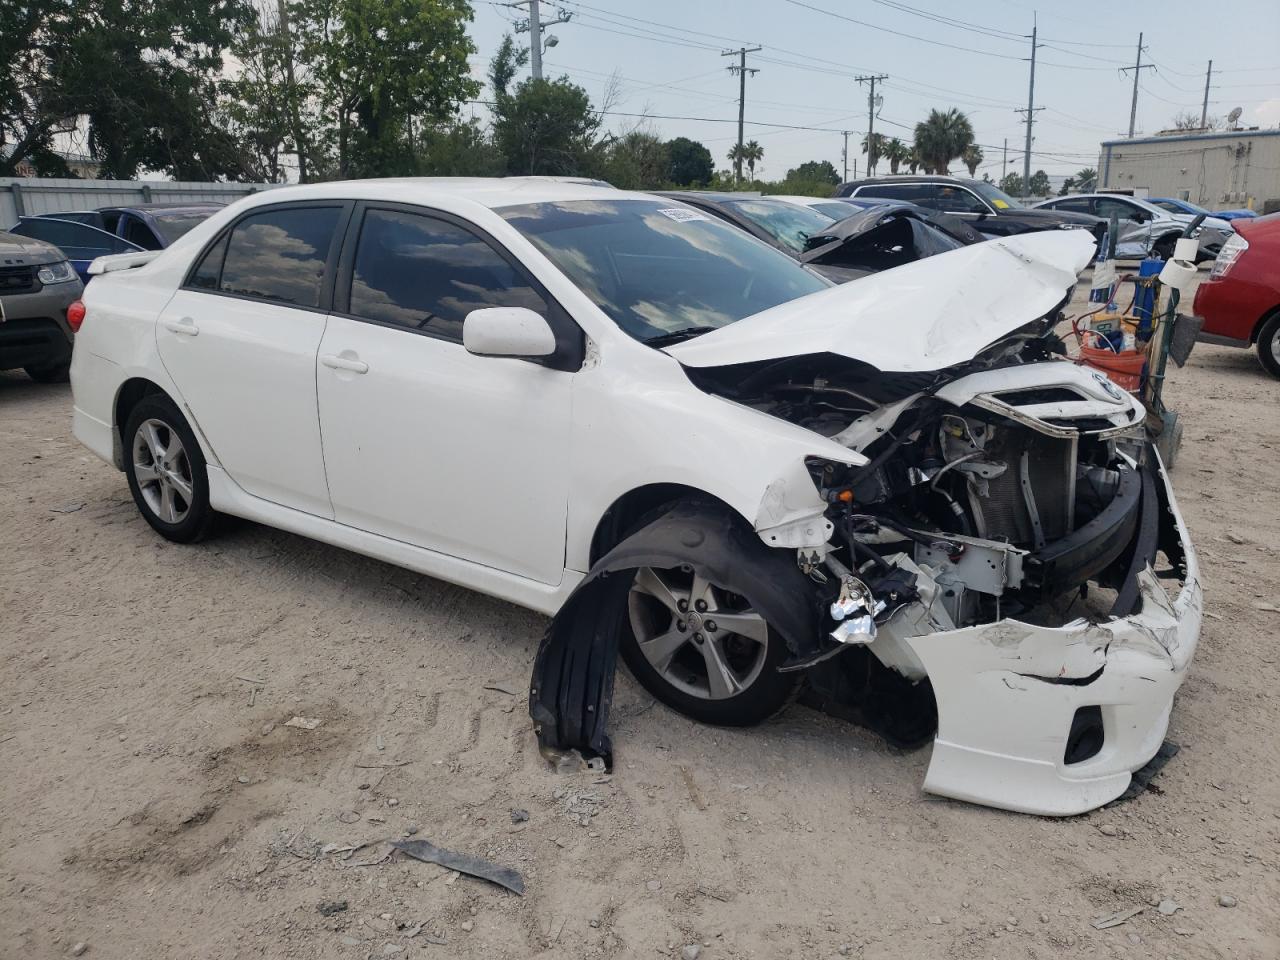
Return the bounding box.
[0,178,284,226]
[1097,133,1280,209]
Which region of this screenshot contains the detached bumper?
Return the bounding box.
[906,453,1201,816]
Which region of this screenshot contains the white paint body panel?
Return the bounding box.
[667,230,1095,371]
[67,179,1201,818]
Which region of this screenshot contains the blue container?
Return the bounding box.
[1134,257,1163,338]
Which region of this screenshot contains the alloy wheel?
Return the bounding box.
[627,566,769,700]
[132,418,194,524]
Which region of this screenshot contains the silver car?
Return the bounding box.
[1033,193,1233,261]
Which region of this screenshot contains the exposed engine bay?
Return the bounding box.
[530,231,1202,817]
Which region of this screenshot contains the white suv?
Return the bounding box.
[70,178,1201,816]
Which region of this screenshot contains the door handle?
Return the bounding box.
[321,353,369,374]
[162,317,199,337]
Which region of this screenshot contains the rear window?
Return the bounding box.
[151,211,217,244]
[217,206,342,308]
[721,198,835,253]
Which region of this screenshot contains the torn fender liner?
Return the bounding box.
[529,502,819,767]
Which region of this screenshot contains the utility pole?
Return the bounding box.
[1015,21,1044,199]
[1200,60,1214,130]
[1120,32,1155,138]
[841,131,850,182]
[1002,138,1008,183]
[723,46,761,183]
[509,1,573,81]
[856,74,888,174]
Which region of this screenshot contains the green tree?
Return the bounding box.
[492,75,601,175]
[861,132,887,175]
[727,142,746,182]
[961,143,984,177]
[1075,167,1098,190]
[603,130,669,189]
[1027,169,1051,197]
[743,140,763,180]
[912,108,974,175]
[1,0,256,178]
[787,160,839,185]
[297,0,479,178]
[1058,176,1076,196]
[882,138,911,174]
[666,136,713,185]
[999,172,1024,196]
[413,118,504,176]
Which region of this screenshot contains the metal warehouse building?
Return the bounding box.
[1099,129,1280,212]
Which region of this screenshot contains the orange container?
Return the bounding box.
[1079,345,1146,392]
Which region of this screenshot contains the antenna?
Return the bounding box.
[1227,106,1243,129]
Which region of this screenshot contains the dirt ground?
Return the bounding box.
[2,270,1278,960]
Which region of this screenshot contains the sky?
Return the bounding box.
[460,0,1280,182]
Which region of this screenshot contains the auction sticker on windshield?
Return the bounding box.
[657,207,711,222]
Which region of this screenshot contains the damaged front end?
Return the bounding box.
[530,232,1202,816]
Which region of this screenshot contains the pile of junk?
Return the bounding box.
[1072,213,1209,466]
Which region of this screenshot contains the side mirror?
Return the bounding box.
[463,307,556,359]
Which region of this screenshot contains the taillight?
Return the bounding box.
[67,300,86,332]
[1209,233,1249,279]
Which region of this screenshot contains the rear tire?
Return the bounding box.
[25,362,70,383]
[123,394,217,543]
[1258,312,1280,379]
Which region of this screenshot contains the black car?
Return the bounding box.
[656,191,979,283]
[835,175,1105,244]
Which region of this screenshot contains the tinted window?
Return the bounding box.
[219,206,340,307]
[151,210,218,244]
[348,209,547,342]
[1052,198,1094,215]
[721,199,836,253]
[8,218,136,261]
[858,183,935,205]
[930,186,988,214]
[189,232,229,290]
[1095,198,1143,222]
[123,216,162,250]
[501,199,830,343]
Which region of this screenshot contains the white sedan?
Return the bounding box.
[69,179,1202,816]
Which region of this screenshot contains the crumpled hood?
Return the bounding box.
[666,230,1095,373]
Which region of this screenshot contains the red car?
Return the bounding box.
[1194,213,1280,378]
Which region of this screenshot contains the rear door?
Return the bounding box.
[1094,197,1153,256]
[315,203,577,584]
[156,201,349,517]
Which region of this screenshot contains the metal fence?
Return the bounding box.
[1,178,284,226]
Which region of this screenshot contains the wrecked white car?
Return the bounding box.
[69,181,1200,818]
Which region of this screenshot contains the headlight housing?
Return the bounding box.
[1210,233,1249,279]
[37,260,77,284]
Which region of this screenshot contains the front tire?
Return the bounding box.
[1258,312,1280,379]
[1153,233,1177,260]
[620,563,801,726]
[123,394,216,543]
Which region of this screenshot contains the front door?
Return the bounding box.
[156,202,348,517]
[316,205,575,585]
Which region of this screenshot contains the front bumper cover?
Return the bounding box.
[907,450,1200,815]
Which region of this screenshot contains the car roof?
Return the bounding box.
[656,190,770,204]
[766,195,840,205]
[845,175,974,185]
[231,178,657,212]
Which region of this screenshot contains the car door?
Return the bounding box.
[1094,197,1152,256]
[316,203,576,585]
[7,217,140,283]
[156,201,349,518]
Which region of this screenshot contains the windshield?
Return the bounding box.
[970,181,1024,211]
[150,210,218,244]
[721,198,836,253]
[810,201,861,221]
[500,199,831,343]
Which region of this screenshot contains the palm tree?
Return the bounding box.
[1074,167,1098,191]
[882,138,911,174]
[913,108,975,175]
[861,132,887,175]
[961,144,984,177]
[743,140,763,180]
[727,143,746,182]
[907,145,921,174]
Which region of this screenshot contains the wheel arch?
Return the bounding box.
[587,482,738,567]
[1250,304,1280,345]
[112,377,169,470]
